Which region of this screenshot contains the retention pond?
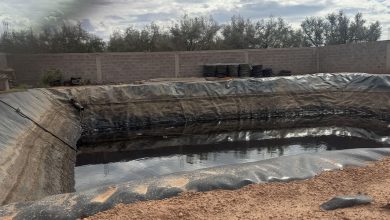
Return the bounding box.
[75,118,390,191]
[1,73,389,219]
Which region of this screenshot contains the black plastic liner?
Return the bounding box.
[320,195,373,210]
[78,115,390,144]
[0,89,80,149]
[57,73,390,143]
[74,115,390,191]
[0,148,389,220]
[0,89,82,205]
[0,73,389,219]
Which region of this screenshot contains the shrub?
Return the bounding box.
[41,69,63,86]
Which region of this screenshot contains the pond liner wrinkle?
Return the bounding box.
[0,72,389,219]
[0,99,78,152]
[0,90,82,205]
[1,148,390,220]
[60,73,389,141]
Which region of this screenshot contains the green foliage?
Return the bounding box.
[170,15,220,51]
[0,22,105,53]
[108,23,174,52]
[222,16,256,49]
[0,11,382,53]
[222,16,311,49]
[41,69,62,86]
[301,11,382,46]
[301,17,326,46]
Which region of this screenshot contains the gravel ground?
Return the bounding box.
[86,157,390,220]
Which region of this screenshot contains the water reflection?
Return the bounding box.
[75,135,387,192]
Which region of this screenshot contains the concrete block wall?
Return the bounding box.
[177,50,247,77]
[176,47,317,77]
[0,53,7,69]
[7,54,98,85]
[101,52,176,83]
[319,41,389,74]
[248,47,317,74]
[5,41,390,86]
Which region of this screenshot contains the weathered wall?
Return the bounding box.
[6,41,390,85]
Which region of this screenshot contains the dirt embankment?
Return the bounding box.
[86,157,390,220]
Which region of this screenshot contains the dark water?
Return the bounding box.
[75,132,389,191]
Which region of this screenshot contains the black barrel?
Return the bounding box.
[203,65,216,77]
[251,65,263,77]
[278,70,292,76]
[216,65,228,78]
[262,68,273,77]
[227,64,239,77]
[238,64,251,77]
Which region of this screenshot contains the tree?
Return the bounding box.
[301,17,326,46]
[139,23,174,51]
[1,11,383,53]
[107,31,127,52]
[222,16,256,49]
[0,22,105,53]
[222,16,308,49]
[256,17,306,48]
[108,23,174,52]
[324,11,350,45]
[0,22,43,53]
[348,13,367,42]
[366,21,381,41]
[288,30,311,48]
[302,11,382,46]
[170,15,220,51]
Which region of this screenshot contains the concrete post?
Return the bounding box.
[386,41,390,74]
[96,54,102,84]
[174,53,180,78]
[244,51,249,63]
[316,47,320,73]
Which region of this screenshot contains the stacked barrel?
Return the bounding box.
[203,63,293,78]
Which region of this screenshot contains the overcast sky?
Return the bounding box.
[0,0,389,41]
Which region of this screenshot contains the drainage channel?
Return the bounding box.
[75,124,390,191]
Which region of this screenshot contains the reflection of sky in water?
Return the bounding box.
[75,143,326,191]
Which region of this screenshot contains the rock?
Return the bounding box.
[320,195,373,211]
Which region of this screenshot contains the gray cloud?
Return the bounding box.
[0,0,388,40]
[80,18,95,32]
[211,1,326,24]
[106,15,125,21]
[132,12,176,23]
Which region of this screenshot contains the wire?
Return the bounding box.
[0,99,77,152]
